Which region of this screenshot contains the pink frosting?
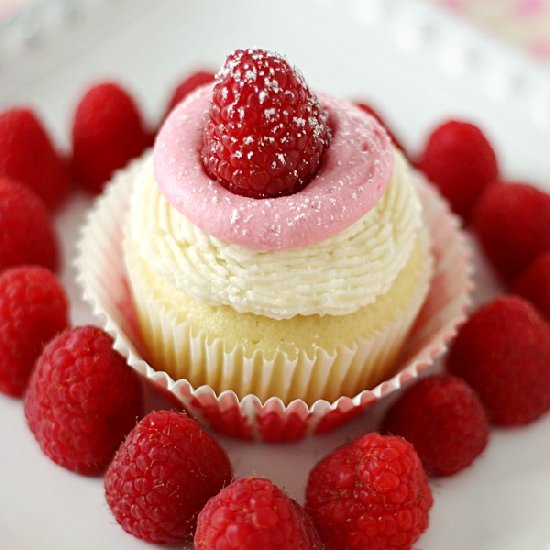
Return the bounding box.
[154,84,394,250]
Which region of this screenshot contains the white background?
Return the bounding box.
[1,1,550,548]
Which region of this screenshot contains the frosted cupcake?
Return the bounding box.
[121,49,432,405]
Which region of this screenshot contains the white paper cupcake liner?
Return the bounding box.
[124,229,431,405]
[76,163,473,442]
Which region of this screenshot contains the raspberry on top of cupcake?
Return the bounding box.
[122,48,432,404]
[201,48,331,199]
[155,48,395,251]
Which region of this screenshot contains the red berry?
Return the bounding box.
[473,182,550,283]
[201,48,331,199]
[0,267,68,397]
[0,177,58,272]
[165,69,215,117]
[71,82,150,194]
[511,252,550,320]
[382,375,489,476]
[0,108,70,210]
[418,120,499,220]
[195,477,324,550]
[447,296,550,426]
[306,433,432,550]
[105,410,232,544]
[24,325,142,474]
[355,102,405,153]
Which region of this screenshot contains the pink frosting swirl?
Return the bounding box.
[154,84,394,250]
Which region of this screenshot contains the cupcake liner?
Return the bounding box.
[124,228,431,405]
[76,163,473,442]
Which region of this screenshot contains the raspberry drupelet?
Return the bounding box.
[24,325,143,474]
[511,252,550,320]
[473,182,550,283]
[0,107,70,210]
[105,410,232,544]
[418,119,499,221]
[306,433,432,550]
[71,81,150,195]
[0,177,59,272]
[201,48,331,199]
[447,296,550,426]
[0,266,68,397]
[195,477,324,549]
[383,375,489,476]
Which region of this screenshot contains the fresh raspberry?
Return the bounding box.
[105,410,232,544]
[473,182,550,282]
[24,325,142,474]
[165,69,215,117]
[511,252,550,320]
[355,102,405,153]
[71,81,150,194]
[306,433,432,550]
[0,107,70,210]
[195,477,324,550]
[0,267,68,397]
[382,375,489,476]
[0,177,58,272]
[201,48,331,199]
[418,120,499,220]
[447,296,550,426]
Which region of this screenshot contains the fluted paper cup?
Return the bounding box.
[76,162,472,442]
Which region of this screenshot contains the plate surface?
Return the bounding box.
[1,1,550,549]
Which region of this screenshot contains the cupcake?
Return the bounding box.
[78,49,471,440]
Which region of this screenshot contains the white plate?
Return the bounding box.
[1,1,550,549]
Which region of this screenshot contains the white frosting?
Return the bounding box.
[126,151,422,320]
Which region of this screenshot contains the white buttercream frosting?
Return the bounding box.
[126,151,422,320]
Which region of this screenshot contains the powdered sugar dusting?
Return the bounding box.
[201,48,331,198]
[155,85,394,250]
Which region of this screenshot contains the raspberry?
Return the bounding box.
[473,182,550,282]
[201,48,331,199]
[306,433,432,550]
[418,120,499,220]
[0,267,68,397]
[447,296,550,426]
[382,375,489,476]
[511,252,550,320]
[165,69,215,117]
[0,177,58,272]
[24,325,142,474]
[355,102,405,153]
[0,107,70,210]
[105,410,232,544]
[195,477,324,550]
[71,82,150,194]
